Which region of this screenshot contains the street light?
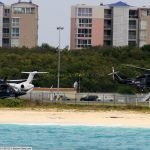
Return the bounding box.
[57,26,64,93]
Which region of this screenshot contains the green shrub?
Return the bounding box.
[0,99,24,107]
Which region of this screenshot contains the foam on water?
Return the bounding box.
[0,124,149,150]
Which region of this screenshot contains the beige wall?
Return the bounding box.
[70,18,76,49]
[92,18,104,46]
[13,14,38,48]
[92,6,104,18]
[92,6,104,46]
[11,2,38,48]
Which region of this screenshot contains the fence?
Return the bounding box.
[21,91,150,107]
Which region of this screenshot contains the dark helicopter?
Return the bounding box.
[0,71,48,99]
[108,65,150,91]
[0,78,16,99]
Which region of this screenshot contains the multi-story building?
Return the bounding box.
[70,1,150,49]
[0,0,38,48]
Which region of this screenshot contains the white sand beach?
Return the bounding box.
[0,109,150,128]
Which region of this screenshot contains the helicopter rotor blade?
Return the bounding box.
[124,64,150,71]
[108,67,118,80]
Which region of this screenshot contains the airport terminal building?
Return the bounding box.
[70,1,150,49]
[0,0,38,48]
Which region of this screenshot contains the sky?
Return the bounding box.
[2,0,150,48]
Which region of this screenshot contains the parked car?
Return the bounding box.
[80,95,98,101]
[96,97,102,101]
[96,96,113,102]
[59,95,71,101]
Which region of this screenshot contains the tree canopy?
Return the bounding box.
[0,45,150,93]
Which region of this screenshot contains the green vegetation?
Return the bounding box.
[0,98,150,112]
[0,45,150,93]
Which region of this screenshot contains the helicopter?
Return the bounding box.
[0,71,48,99]
[108,65,150,91]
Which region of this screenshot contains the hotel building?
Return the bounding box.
[0,0,38,48]
[70,1,150,49]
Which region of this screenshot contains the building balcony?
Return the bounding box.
[76,34,91,38]
[104,14,112,19]
[3,23,10,28]
[2,43,9,47]
[104,25,112,29]
[3,33,9,38]
[104,35,112,40]
[129,25,137,30]
[128,41,136,46]
[78,24,92,28]
[129,15,138,19]
[12,23,19,27]
[129,35,136,40]
[139,36,146,40]
[3,14,10,17]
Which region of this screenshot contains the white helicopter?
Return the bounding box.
[0,71,48,98]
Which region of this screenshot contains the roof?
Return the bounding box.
[109,1,130,7]
[11,1,38,7]
[33,88,76,92]
[0,2,3,5]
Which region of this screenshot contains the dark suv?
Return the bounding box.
[80,95,98,101]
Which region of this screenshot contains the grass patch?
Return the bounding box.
[0,99,24,107]
[0,98,149,113]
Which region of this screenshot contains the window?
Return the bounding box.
[129,20,136,29]
[128,41,136,47]
[104,40,112,46]
[78,18,92,27]
[31,8,35,14]
[3,28,9,33]
[141,10,147,17]
[129,10,138,18]
[4,9,10,16]
[104,30,112,39]
[104,9,112,18]
[26,8,31,14]
[104,20,111,28]
[3,28,9,37]
[13,7,35,14]
[3,39,9,44]
[140,20,147,30]
[129,31,136,39]
[3,18,10,28]
[3,18,9,23]
[13,7,24,14]
[3,38,9,47]
[11,28,19,37]
[78,8,92,17]
[76,39,91,48]
[11,39,19,47]
[12,18,19,27]
[77,28,91,37]
[140,31,146,40]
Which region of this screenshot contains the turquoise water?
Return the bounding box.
[0,124,150,150]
